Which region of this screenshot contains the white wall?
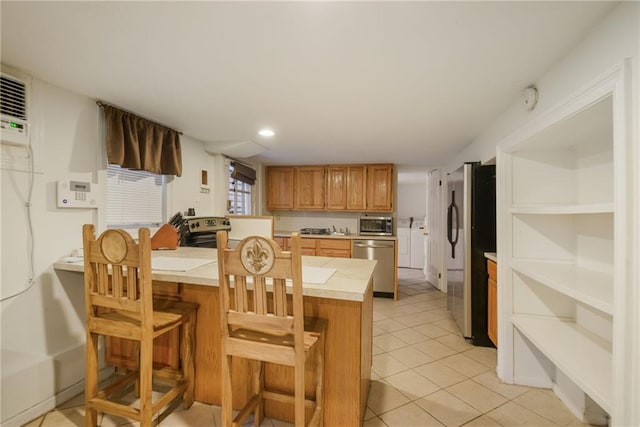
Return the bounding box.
[167,135,217,218]
[447,3,639,172]
[1,71,99,424]
[0,69,223,425]
[396,181,427,220]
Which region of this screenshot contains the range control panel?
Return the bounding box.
[185,216,231,233]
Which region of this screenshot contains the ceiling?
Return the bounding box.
[1,1,615,170]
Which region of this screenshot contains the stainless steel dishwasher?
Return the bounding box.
[352,239,395,298]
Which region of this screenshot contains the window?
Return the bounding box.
[228,163,253,215]
[106,164,166,228]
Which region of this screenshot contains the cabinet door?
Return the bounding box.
[294,166,325,210]
[300,238,317,256]
[266,166,294,210]
[316,238,351,258]
[273,236,287,251]
[328,165,366,211]
[366,164,393,211]
[326,166,347,210]
[346,165,367,211]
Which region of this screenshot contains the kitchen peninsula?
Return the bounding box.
[54,246,376,426]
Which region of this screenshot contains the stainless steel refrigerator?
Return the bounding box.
[446,162,496,347]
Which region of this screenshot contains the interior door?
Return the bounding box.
[426,169,442,290]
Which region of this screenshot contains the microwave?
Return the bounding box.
[358,216,393,236]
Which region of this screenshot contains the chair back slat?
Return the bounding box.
[253,276,267,315]
[90,294,141,312]
[217,231,304,338]
[227,311,294,333]
[97,263,109,295]
[127,270,138,300]
[273,278,288,317]
[236,275,248,312]
[112,265,123,298]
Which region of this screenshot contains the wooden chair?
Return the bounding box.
[82,224,197,426]
[216,231,326,427]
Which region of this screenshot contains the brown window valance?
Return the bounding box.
[230,161,256,185]
[101,103,182,177]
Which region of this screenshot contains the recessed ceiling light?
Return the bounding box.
[258,129,275,137]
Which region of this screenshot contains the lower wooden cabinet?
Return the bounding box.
[487,259,497,346]
[316,239,351,258]
[274,236,351,258]
[300,238,318,256]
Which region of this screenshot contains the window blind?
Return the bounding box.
[106,164,165,228]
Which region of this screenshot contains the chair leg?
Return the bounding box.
[182,310,196,409]
[139,335,154,426]
[295,355,305,427]
[85,332,99,427]
[221,354,233,427]
[254,361,264,427]
[315,334,325,427]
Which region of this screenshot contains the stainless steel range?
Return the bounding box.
[169,212,231,248]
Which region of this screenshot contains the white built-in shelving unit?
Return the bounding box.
[496,62,637,426]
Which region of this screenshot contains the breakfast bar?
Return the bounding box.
[54,247,376,426]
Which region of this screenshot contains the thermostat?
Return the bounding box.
[522,87,539,111]
[57,180,98,208]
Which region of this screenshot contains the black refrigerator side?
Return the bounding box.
[469,164,496,347]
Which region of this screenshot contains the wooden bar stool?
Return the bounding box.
[82,224,197,426]
[216,231,326,427]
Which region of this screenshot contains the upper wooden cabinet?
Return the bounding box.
[326,165,366,211]
[265,163,393,212]
[366,164,393,212]
[266,166,294,210]
[294,166,325,210]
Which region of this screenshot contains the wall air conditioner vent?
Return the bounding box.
[1,73,30,146]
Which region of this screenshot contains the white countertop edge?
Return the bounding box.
[53,249,374,303]
[484,252,497,263]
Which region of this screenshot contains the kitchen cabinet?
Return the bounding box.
[487,259,497,346]
[278,237,352,258]
[266,163,392,212]
[273,236,287,251]
[498,65,636,425]
[266,166,294,210]
[366,164,393,211]
[316,238,351,258]
[294,166,325,210]
[300,238,317,256]
[325,166,347,210]
[326,165,367,211]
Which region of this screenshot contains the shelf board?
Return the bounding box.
[512,260,613,315]
[512,315,612,413]
[510,203,614,215]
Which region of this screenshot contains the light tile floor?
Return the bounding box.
[24,268,595,426]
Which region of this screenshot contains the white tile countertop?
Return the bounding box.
[484,252,497,263]
[54,246,376,302]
